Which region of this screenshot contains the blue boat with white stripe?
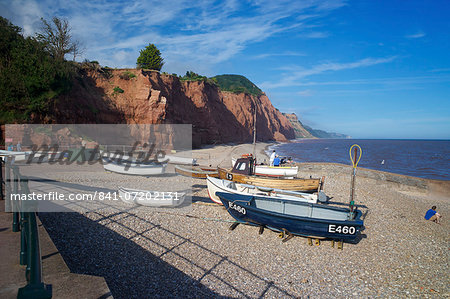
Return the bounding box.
[216,192,364,242]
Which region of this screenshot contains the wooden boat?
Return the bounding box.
[158,155,197,165]
[232,157,298,177]
[219,157,323,192]
[175,165,218,178]
[118,187,185,207]
[216,191,364,242]
[206,176,326,205]
[102,157,166,176]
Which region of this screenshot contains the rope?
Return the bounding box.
[349,144,362,168]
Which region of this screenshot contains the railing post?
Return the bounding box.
[17,177,52,299]
[4,158,12,213]
[20,211,28,266]
[12,166,20,232]
[0,157,3,201]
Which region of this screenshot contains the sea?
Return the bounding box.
[270,139,450,181]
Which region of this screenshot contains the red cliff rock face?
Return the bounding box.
[52,69,295,147]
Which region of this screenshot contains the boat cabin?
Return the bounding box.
[231,157,255,175]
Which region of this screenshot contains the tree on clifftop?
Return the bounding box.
[36,17,81,61]
[136,43,164,70]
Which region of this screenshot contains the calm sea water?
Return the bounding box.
[271,139,450,181]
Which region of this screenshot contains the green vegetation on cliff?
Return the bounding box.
[210,74,263,96]
[179,71,216,84]
[136,43,164,70]
[0,17,74,123]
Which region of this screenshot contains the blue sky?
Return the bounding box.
[1,0,449,139]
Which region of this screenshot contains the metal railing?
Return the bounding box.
[2,157,52,298]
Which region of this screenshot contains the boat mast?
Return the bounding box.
[252,101,257,159]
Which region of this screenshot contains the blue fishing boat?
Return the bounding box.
[216,192,364,242]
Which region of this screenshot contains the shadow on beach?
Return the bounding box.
[38,200,299,298]
[39,210,225,298]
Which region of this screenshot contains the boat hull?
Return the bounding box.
[206,176,318,205]
[217,192,363,242]
[159,155,196,165]
[218,168,321,192]
[102,158,166,176]
[254,165,298,177]
[175,165,219,178]
[118,187,185,207]
[0,150,30,162]
[231,158,298,177]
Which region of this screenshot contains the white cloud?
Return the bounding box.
[260,56,397,89]
[252,51,306,59]
[0,0,347,72]
[300,31,329,38]
[405,31,426,39]
[297,89,314,97]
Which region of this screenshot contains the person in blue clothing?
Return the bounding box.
[273,155,281,167]
[424,206,441,224]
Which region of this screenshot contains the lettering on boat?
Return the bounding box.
[226,173,233,180]
[228,202,246,214]
[328,225,356,235]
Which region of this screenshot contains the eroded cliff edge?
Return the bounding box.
[52,68,295,147]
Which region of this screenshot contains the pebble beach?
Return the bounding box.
[30,142,449,298]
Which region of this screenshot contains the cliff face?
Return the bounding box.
[283,112,350,139]
[52,69,295,147]
[283,113,315,138]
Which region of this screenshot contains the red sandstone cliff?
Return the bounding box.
[52,68,295,147]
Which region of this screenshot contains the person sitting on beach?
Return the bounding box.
[269,150,276,166]
[273,155,281,167]
[424,206,442,224]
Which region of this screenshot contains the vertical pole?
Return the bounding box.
[20,212,28,265]
[252,100,257,160]
[0,157,3,201]
[27,212,43,285]
[5,158,11,213]
[12,167,20,232]
[349,147,357,212]
[18,178,52,299]
[349,145,360,217]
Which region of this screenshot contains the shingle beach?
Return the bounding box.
[35,142,449,298]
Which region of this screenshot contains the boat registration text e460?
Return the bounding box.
[328,224,356,234]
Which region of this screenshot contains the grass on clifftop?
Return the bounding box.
[210,74,263,96]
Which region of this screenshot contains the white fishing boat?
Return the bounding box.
[118,187,185,207]
[0,150,31,162]
[206,176,326,205]
[102,157,166,176]
[231,157,298,177]
[158,155,197,165]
